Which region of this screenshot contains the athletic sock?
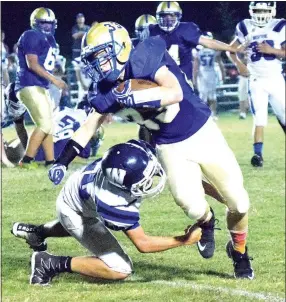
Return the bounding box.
[230,231,247,254]
[253,142,263,157]
[22,155,33,163]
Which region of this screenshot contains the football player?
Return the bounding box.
[229,1,285,167]
[133,14,157,46]
[1,83,28,167]
[48,22,253,279]
[12,140,202,285]
[142,1,240,87]
[193,32,226,119]
[15,7,68,168]
[35,99,104,161]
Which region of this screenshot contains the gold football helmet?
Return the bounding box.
[30,7,57,35]
[156,1,182,32]
[81,22,132,82]
[135,14,157,40]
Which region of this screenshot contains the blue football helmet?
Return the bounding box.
[101,141,166,198]
[30,7,57,35]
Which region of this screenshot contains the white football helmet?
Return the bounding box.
[249,1,276,27]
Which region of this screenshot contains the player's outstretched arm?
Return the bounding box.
[226,39,250,77]
[199,36,240,54]
[125,225,201,253]
[48,111,105,185]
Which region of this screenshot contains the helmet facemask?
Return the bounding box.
[249,2,276,27]
[35,20,57,35]
[130,156,166,199]
[157,12,181,32]
[82,32,127,82]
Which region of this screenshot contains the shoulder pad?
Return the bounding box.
[130,36,166,78]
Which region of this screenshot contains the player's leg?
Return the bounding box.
[156,142,217,259]
[29,192,133,285]
[238,76,249,119]
[16,87,54,167]
[267,75,286,134]
[11,219,70,251]
[207,72,218,119]
[248,78,269,167]
[195,118,253,279]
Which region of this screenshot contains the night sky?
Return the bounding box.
[2,1,286,60]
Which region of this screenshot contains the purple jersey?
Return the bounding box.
[88,37,211,145]
[15,30,57,91]
[148,22,202,79]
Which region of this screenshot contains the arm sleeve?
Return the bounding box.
[183,23,202,46]
[22,31,41,55]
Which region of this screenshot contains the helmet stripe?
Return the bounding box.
[44,8,51,17]
[145,14,148,23]
[167,1,171,8]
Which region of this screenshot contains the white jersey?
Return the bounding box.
[53,107,87,142]
[197,48,218,74]
[55,54,66,74]
[235,18,286,78]
[72,57,92,89]
[62,160,142,231]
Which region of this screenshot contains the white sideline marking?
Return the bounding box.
[131,278,284,302]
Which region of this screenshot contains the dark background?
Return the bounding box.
[2,1,286,62]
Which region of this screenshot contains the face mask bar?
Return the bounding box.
[250,9,273,26]
[157,13,180,32]
[35,19,57,35]
[130,158,166,199]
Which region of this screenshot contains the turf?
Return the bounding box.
[1,113,285,302]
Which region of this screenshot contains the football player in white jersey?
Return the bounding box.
[193,32,226,119]
[12,140,202,285]
[229,1,286,167]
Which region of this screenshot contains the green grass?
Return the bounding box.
[2,114,285,302]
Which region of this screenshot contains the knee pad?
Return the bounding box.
[100,252,133,275]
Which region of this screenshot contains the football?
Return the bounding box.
[115,79,158,93]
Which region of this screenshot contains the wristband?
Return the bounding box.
[55,139,84,167]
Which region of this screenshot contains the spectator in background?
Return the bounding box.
[71,13,90,59]
[1,30,9,54]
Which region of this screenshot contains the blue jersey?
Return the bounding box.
[148,22,202,79]
[15,30,57,91]
[88,37,211,145]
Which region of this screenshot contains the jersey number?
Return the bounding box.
[168,44,180,65]
[250,40,276,62]
[44,47,56,71]
[200,54,214,67]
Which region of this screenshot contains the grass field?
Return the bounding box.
[1,113,285,302]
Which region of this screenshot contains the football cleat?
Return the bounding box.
[251,154,263,167]
[11,222,47,251]
[239,113,246,120]
[30,251,60,285]
[226,241,254,280]
[197,208,220,259]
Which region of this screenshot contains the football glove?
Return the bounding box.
[48,163,67,185]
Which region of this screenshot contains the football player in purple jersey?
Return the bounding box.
[15,7,68,168]
[48,22,254,279]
